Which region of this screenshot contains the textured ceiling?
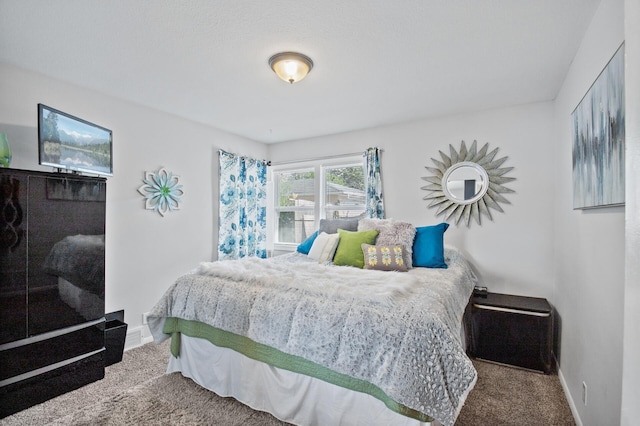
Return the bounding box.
[0,0,600,143]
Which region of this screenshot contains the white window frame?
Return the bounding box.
[268,155,365,253]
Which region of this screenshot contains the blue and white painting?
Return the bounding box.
[572,44,625,209]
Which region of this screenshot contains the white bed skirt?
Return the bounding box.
[167,335,440,426]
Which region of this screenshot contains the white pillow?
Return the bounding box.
[307,232,340,263]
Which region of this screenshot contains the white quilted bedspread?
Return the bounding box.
[149,248,478,426]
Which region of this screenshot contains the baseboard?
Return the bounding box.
[124,325,154,351]
[556,357,583,426]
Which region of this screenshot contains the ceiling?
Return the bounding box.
[0,0,600,143]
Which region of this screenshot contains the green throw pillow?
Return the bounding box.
[333,229,379,268]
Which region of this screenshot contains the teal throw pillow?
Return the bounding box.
[296,230,319,255]
[412,223,449,268]
[333,229,379,268]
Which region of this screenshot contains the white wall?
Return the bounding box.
[0,63,267,346]
[552,0,625,424]
[269,102,557,300]
[622,0,640,423]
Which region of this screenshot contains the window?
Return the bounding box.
[324,165,366,219]
[274,168,315,244]
[271,157,365,248]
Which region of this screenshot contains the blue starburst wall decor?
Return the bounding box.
[137,167,184,217]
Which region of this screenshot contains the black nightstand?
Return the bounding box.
[466,292,553,374]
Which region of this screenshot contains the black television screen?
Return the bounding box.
[38,104,113,176]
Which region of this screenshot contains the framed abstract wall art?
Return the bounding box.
[572,44,625,209]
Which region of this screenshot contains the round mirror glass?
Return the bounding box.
[442,161,489,205]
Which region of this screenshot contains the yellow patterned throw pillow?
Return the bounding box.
[361,244,408,272]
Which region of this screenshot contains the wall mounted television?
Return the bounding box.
[38,104,113,176]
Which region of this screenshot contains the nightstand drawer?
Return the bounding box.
[467,292,553,374]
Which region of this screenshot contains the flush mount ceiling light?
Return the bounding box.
[269,52,314,84]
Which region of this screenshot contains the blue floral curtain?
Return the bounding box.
[364,147,385,219]
[218,150,267,260]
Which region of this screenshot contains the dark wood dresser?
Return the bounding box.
[0,168,106,417]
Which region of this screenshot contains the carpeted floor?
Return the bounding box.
[457,360,576,425]
[47,372,289,426]
[1,340,576,426]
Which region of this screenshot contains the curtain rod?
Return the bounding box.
[268,148,383,166]
[219,149,269,166]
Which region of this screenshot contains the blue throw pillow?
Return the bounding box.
[296,230,319,255]
[412,223,449,268]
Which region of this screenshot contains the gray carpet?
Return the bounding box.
[47,372,288,426]
[1,340,576,425]
[457,360,576,425]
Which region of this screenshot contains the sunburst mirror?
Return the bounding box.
[421,140,515,226]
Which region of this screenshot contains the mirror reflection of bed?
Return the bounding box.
[42,234,105,321]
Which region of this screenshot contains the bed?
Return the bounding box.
[148,221,477,426]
